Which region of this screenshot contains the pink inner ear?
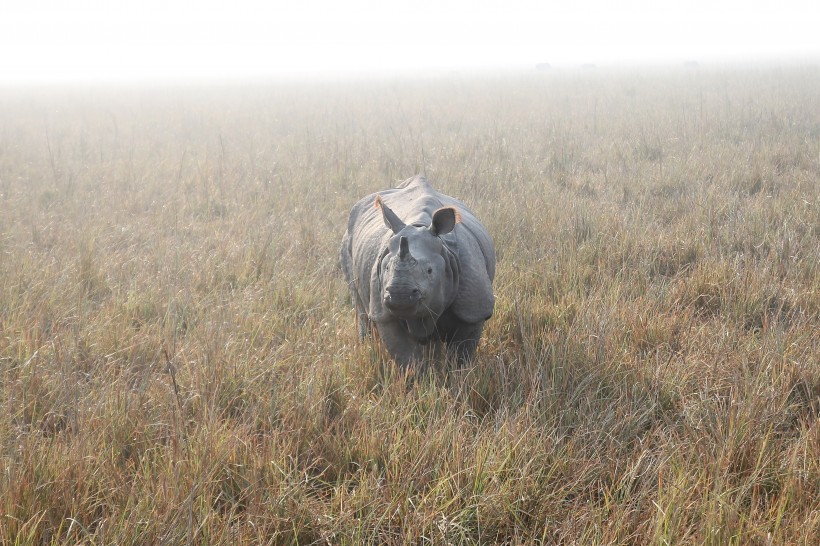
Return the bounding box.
[452,207,462,224]
[431,206,460,235]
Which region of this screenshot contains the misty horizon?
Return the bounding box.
[2,0,819,85]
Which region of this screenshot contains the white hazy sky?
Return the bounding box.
[1,0,818,83]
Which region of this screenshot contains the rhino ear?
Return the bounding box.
[430,207,460,236]
[375,195,405,234]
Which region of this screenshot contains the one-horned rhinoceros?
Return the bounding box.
[340,175,496,366]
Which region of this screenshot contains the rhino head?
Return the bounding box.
[375,195,460,321]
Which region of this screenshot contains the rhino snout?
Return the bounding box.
[383,287,422,313]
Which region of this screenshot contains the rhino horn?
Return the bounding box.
[399,236,411,260]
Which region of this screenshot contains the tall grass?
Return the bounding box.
[1,65,818,544]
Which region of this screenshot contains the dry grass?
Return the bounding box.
[1,65,818,544]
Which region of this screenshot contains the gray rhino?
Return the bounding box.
[340,176,495,366]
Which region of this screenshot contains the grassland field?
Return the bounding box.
[0,65,818,544]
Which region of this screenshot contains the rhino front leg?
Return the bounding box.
[447,322,484,364]
[436,309,485,364]
[355,300,372,340]
[375,320,424,367]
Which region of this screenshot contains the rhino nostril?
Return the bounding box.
[383,287,421,310]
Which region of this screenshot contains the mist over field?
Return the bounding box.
[0,65,818,544]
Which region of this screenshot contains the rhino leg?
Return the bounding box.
[341,235,372,340]
[436,309,485,364]
[356,303,372,340]
[375,321,424,367]
[447,323,484,364]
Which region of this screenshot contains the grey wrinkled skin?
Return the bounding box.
[340,175,496,367]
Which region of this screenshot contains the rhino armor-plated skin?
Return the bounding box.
[340,176,496,366]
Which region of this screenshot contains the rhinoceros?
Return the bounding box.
[340,175,495,366]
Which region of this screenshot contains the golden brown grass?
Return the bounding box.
[1,65,818,544]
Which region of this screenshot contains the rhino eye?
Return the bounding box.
[427,266,433,274]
